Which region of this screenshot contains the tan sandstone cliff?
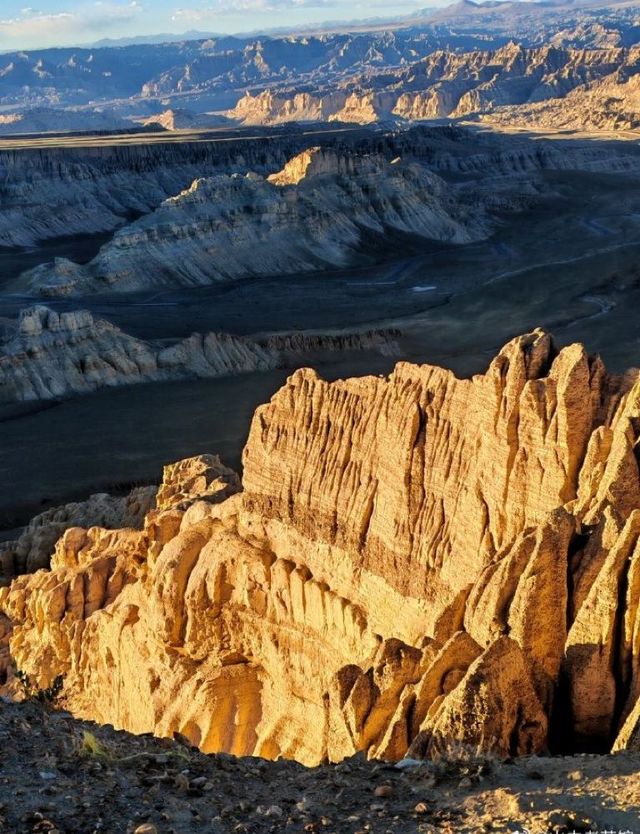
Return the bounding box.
[4,329,640,765]
[227,45,640,132]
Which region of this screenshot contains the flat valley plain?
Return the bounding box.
[3,124,640,527]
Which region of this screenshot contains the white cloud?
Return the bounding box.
[0,0,427,48]
[172,0,424,23]
[172,1,350,23]
[0,2,144,49]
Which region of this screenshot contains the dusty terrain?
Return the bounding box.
[4,125,640,526]
[2,699,639,834]
[5,6,640,827]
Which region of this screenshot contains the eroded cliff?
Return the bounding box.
[4,330,640,765]
[17,148,487,296]
[228,44,640,130]
[0,305,399,402]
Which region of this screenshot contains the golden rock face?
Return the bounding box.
[5,330,640,764]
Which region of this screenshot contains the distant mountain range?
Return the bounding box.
[79,0,640,44]
[85,32,222,48]
[0,0,639,136]
[228,42,640,131]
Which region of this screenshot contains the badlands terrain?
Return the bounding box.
[5,330,640,834]
[4,1,640,828]
[2,0,640,136]
[228,43,640,130]
[3,121,640,525]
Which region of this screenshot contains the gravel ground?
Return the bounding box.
[0,701,639,834]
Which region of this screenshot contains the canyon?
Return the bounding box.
[6,123,640,300]
[0,129,316,248]
[7,1,637,111]
[5,330,640,768]
[3,1,640,139]
[14,147,488,297]
[2,8,640,831]
[4,119,640,532]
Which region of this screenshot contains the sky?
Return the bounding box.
[0,1,436,50]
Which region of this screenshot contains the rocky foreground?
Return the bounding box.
[5,330,640,768]
[1,699,639,834]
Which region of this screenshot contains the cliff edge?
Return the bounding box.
[4,330,640,765]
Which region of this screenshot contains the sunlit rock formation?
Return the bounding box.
[0,486,156,582]
[228,44,640,130]
[137,109,231,131]
[5,329,640,763]
[485,70,640,131]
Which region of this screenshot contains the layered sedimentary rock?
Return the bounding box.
[0,305,398,402]
[19,148,487,296]
[0,486,156,582]
[2,7,638,114]
[228,44,640,129]
[0,135,311,248]
[4,123,640,293]
[485,71,640,131]
[0,453,238,583]
[0,306,274,401]
[7,330,640,764]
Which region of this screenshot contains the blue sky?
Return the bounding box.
[0,1,436,49]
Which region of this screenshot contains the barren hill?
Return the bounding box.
[229,43,640,128]
[18,147,488,296]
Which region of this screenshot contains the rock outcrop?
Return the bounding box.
[0,133,313,249]
[137,109,232,131]
[6,330,640,765]
[0,455,238,583]
[4,123,640,291]
[2,7,639,116]
[18,148,487,296]
[0,306,399,402]
[485,70,640,131]
[0,306,275,401]
[0,486,156,582]
[228,44,640,130]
